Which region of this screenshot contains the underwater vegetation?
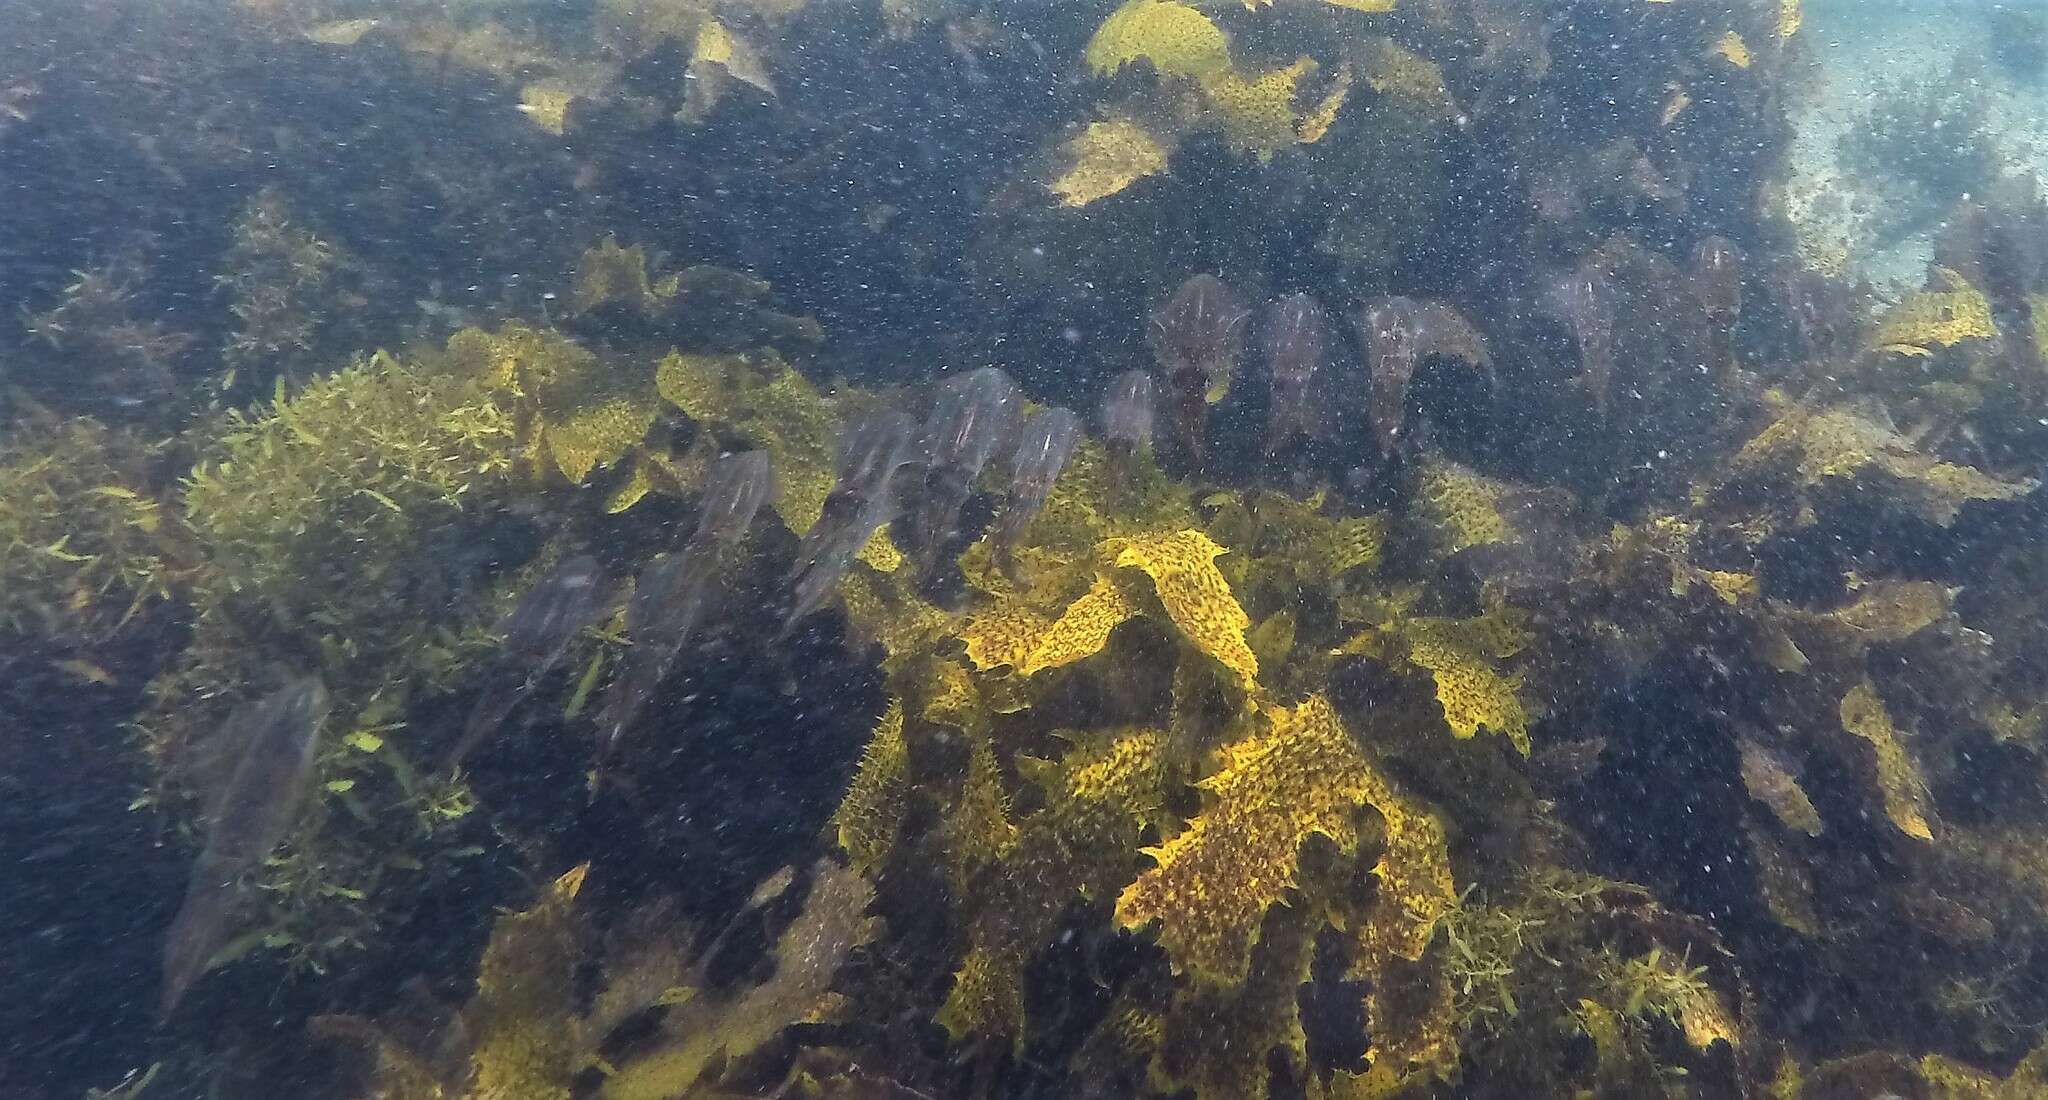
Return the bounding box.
[11,1,2048,1099]
[1837,76,2002,246]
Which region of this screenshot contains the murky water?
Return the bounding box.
[6,2,2048,1098]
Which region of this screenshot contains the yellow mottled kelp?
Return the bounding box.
[1605,514,1778,621]
[571,236,682,316]
[442,321,555,392]
[1727,399,2033,526]
[1797,579,1951,650]
[310,864,589,1100]
[1918,1037,2048,1098]
[448,284,823,508]
[1049,116,1173,207]
[679,18,778,124]
[39,3,2048,1092]
[1712,31,1752,69]
[940,724,1019,892]
[1839,680,1936,842]
[958,600,1057,673]
[516,79,576,134]
[1779,0,1803,36]
[1071,998,1167,1087]
[1746,821,1823,935]
[1207,489,1385,588]
[941,726,1171,1043]
[1296,62,1352,143]
[1360,37,1456,120]
[322,861,875,1100]
[1362,960,1461,1090]
[541,389,661,486]
[442,322,660,487]
[1740,738,1824,837]
[1049,725,1172,819]
[970,569,1138,671]
[598,862,878,1100]
[467,864,589,1100]
[955,444,1197,681]
[1080,0,1338,161]
[598,0,709,55]
[603,456,662,514]
[962,437,1193,599]
[836,563,956,664]
[1869,267,1999,356]
[1029,572,1141,671]
[1334,776,1457,1085]
[655,348,838,531]
[1084,0,1232,83]
[1205,58,1319,161]
[1399,607,1533,754]
[938,943,1029,1045]
[1112,529,1258,690]
[1116,695,1449,984]
[1417,459,1513,554]
[301,19,380,47]
[1702,568,1761,604]
[1348,793,1456,971]
[961,570,1138,676]
[1937,822,2048,931]
[1150,913,1316,1100]
[379,7,621,119]
[918,657,985,734]
[832,699,909,875]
